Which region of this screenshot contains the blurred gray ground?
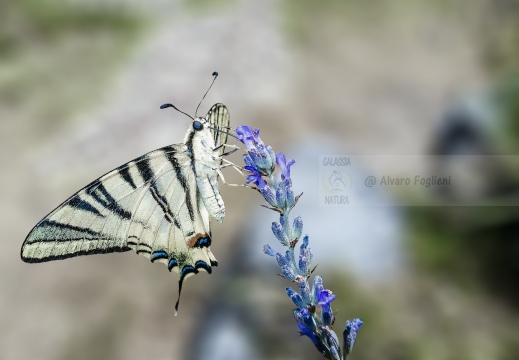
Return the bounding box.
[2,0,518,359]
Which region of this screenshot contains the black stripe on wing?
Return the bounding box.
[118,165,137,189]
[149,185,181,228]
[127,241,152,250]
[136,155,184,229]
[66,197,105,218]
[38,220,101,237]
[88,182,132,220]
[22,246,131,263]
[164,146,195,222]
[20,219,130,262]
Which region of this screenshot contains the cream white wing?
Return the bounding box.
[206,103,230,160]
[21,144,218,283]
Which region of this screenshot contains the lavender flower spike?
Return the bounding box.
[236,125,363,360]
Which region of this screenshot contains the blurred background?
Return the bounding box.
[2,0,519,359]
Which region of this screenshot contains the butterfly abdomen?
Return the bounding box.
[196,176,225,222]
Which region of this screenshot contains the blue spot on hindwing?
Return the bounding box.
[195,260,212,274]
[168,258,178,271]
[151,251,168,262]
[181,265,196,278]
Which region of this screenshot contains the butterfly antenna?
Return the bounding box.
[195,71,218,117]
[221,126,236,131]
[160,103,194,120]
[207,125,239,140]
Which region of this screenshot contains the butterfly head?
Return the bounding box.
[186,116,215,151]
[192,117,207,131]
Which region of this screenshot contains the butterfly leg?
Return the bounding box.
[220,158,247,175]
[214,143,244,156]
[221,149,239,157]
[219,164,245,176]
[213,144,225,152]
[216,168,256,189]
[219,163,244,176]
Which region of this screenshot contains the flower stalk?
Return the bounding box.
[236,125,363,360]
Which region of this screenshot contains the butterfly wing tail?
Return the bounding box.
[171,246,216,315]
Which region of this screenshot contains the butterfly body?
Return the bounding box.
[187,116,226,223]
[21,103,230,312]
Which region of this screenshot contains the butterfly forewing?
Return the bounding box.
[23,145,180,260]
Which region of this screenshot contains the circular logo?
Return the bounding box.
[322,169,352,194]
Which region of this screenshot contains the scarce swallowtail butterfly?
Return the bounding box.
[21,72,235,314]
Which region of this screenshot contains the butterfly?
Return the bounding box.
[21,72,235,314]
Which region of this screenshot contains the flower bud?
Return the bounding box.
[294,308,316,332]
[280,214,290,230]
[263,244,276,257]
[312,276,324,304]
[322,327,341,360]
[299,255,309,275]
[276,181,287,209]
[297,278,312,305]
[297,322,329,359]
[292,216,303,240]
[261,185,278,208]
[284,250,295,265]
[343,318,364,356]
[272,222,289,245]
[281,265,296,281]
[307,247,313,266]
[285,180,295,208]
[322,303,334,326]
[301,235,309,250]
[275,252,290,267]
[286,287,305,309]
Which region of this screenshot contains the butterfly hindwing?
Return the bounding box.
[206,103,230,161]
[127,160,216,274]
